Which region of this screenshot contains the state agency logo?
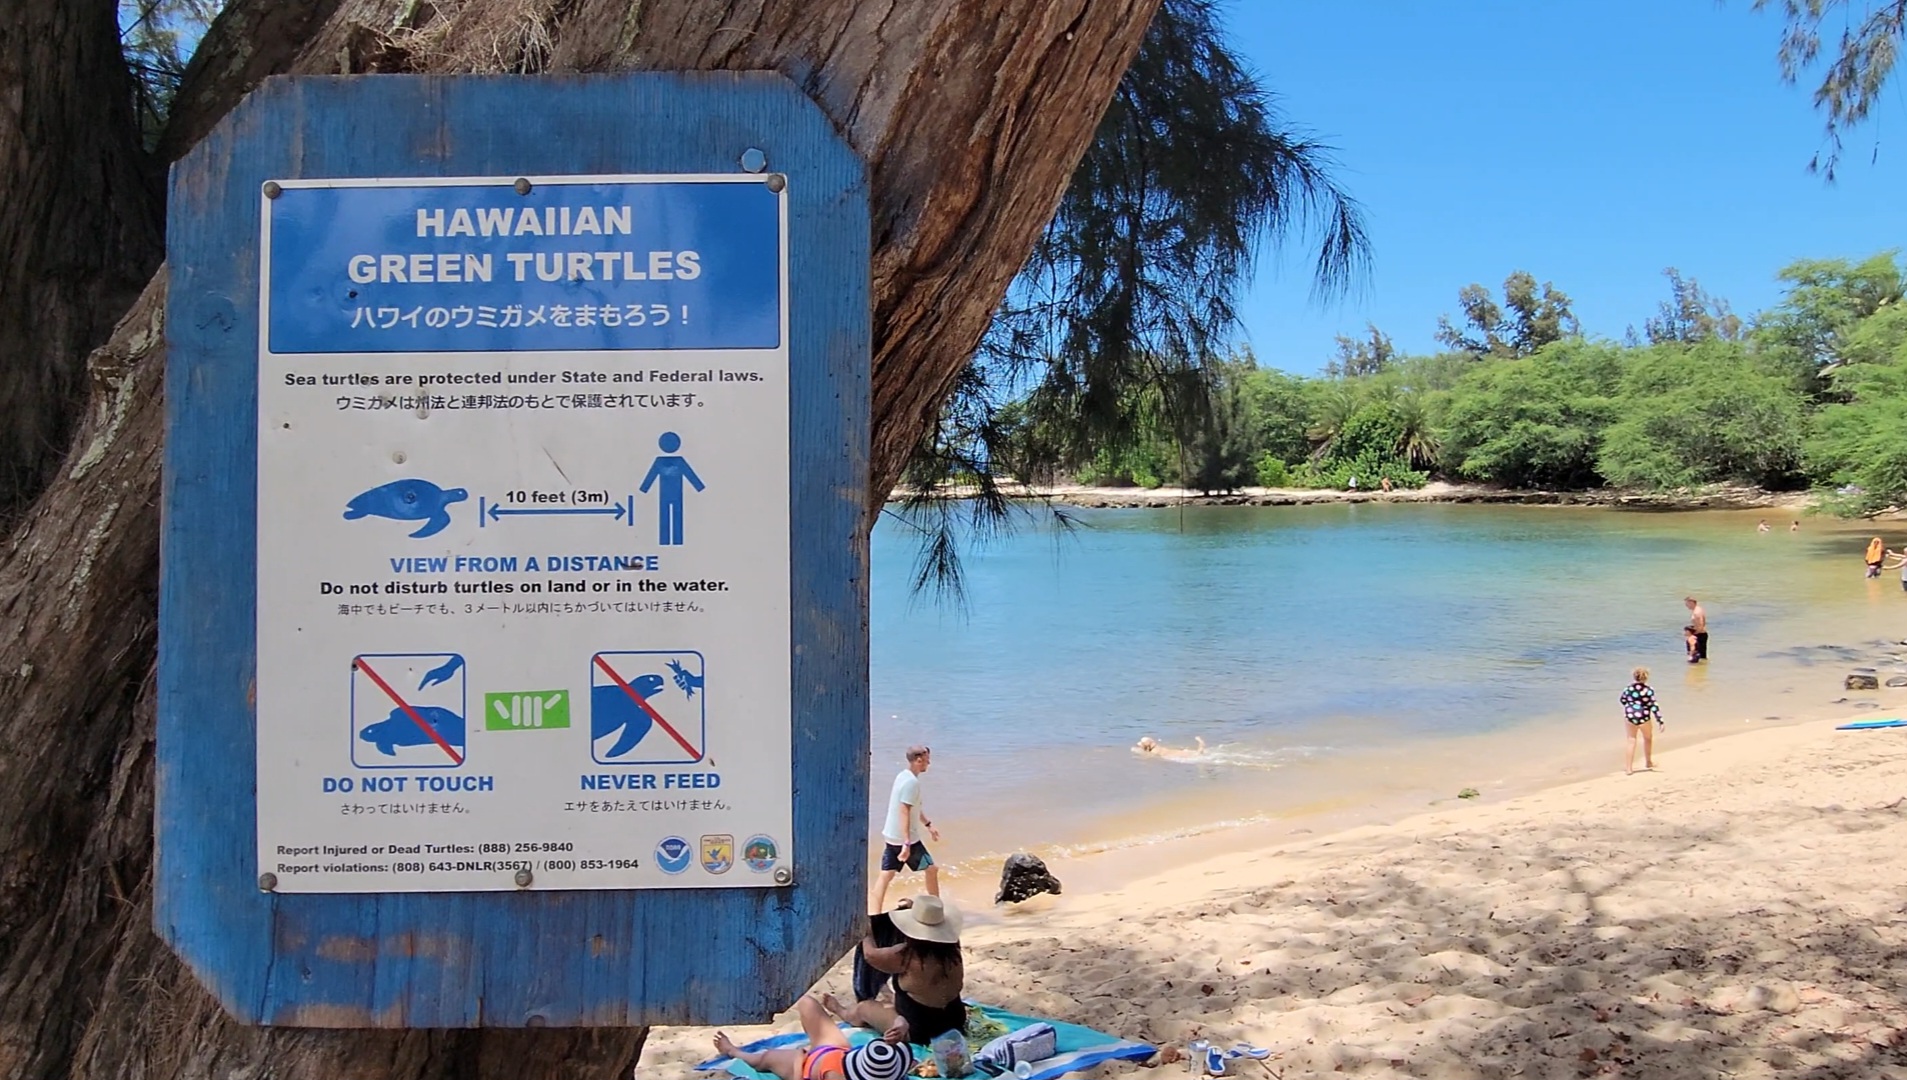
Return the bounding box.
[700,834,734,874]
[654,836,693,875]
[742,834,779,873]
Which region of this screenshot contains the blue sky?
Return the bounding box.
[1227,0,1907,374]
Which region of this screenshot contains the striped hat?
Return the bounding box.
[843,1038,912,1080]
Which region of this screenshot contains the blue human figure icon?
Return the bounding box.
[639,432,705,545]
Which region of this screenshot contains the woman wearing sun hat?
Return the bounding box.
[711,996,912,1080]
[823,895,967,1046]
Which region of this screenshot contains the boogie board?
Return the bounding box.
[1835,718,1907,730]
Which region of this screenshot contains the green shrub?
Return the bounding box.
[1437,340,1622,488]
[1596,341,1806,490]
[1077,444,1171,488]
[1301,452,1427,490]
[1331,404,1406,464]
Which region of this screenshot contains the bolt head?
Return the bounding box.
[513,177,533,196]
[740,148,768,173]
[258,872,278,891]
[262,182,283,199]
[514,868,533,887]
[772,867,793,886]
[765,173,787,194]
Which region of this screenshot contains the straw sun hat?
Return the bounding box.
[888,895,963,944]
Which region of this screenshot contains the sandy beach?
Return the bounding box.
[644,714,1907,1079]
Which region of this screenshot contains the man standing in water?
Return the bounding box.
[872,746,939,913]
[1684,596,1708,664]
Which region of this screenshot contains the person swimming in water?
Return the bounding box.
[1133,735,1206,761]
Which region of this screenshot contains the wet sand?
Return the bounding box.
[912,620,1907,907]
[644,712,1907,1079]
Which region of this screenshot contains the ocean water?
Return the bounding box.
[868,503,1907,876]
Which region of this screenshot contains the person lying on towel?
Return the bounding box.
[712,998,910,1080]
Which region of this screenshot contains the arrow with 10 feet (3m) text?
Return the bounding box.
[479,495,635,526]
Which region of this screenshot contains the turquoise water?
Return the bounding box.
[868,503,1906,867]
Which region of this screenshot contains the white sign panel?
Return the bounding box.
[255,175,791,892]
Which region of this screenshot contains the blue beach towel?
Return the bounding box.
[694,1004,1156,1080]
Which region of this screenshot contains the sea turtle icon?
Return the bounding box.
[342,479,468,538]
[591,672,667,758]
[359,705,466,756]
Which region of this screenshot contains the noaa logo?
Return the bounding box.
[654,836,693,875]
[742,835,779,873]
[700,834,734,874]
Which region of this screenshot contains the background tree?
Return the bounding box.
[0,0,164,528]
[1437,340,1621,488]
[1182,371,1261,493]
[1323,322,1395,378]
[1803,284,1907,508]
[119,0,223,145]
[1434,270,1580,359]
[1639,268,1744,344]
[1235,361,1318,466]
[1303,381,1360,462]
[894,0,1369,579]
[1753,252,1905,393]
[1390,390,1441,470]
[0,1,1179,1078]
[1596,342,1807,489]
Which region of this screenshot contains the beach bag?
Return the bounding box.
[971,1022,1057,1076]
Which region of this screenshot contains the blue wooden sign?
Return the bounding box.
[159,74,870,1027]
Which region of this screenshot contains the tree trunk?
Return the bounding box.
[0,1,1160,1077]
[0,0,163,525]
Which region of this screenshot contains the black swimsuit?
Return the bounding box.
[893,984,966,1043]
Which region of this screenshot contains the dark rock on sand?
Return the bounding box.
[1845,674,1881,691]
[996,852,1063,904]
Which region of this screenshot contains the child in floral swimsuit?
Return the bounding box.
[1619,666,1663,775]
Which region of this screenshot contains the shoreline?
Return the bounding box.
[921,701,1854,917]
[900,480,1818,513]
[644,711,1907,1078]
[866,499,1907,925]
[908,624,1907,912]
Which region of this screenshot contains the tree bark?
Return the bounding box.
[0,0,163,525]
[0,1,1160,1077]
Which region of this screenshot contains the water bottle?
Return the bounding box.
[1013,1063,1033,1079]
[1187,1040,1210,1075]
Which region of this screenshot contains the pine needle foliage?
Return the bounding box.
[897,0,1369,602]
[118,0,222,149]
[1757,0,1907,178]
